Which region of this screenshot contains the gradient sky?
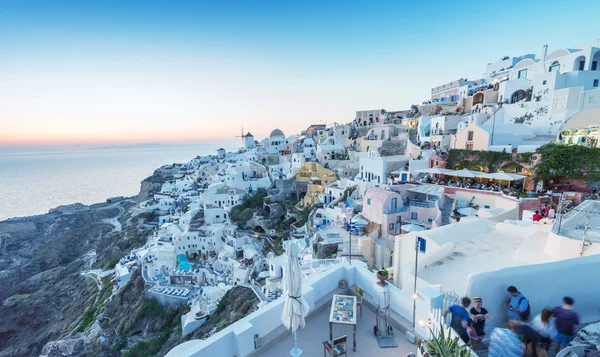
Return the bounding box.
[1,0,599,147]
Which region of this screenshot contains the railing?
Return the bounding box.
[383,206,410,214]
[410,200,436,208]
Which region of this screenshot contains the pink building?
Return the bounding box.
[362,187,406,237]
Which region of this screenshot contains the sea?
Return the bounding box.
[0,143,237,221]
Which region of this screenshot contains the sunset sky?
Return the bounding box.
[1,0,599,148]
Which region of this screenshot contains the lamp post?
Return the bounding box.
[412,237,419,329]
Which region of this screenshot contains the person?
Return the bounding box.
[552,296,580,353]
[476,183,481,190]
[548,206,556,219]
[468,297,490,350]
[529,308,557,349]
[443,297,471,344]
[533,211,543,222]
[488,320,525,357]
[523,330,549,357]
[506,286,530,321]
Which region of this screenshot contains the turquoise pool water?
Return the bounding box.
[177,254,193,271]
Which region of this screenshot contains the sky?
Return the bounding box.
[1,0,599,149]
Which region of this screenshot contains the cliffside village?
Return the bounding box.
[106,38,600,355]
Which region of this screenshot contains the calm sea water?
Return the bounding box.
[0,144,236,220]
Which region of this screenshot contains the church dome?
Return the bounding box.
[270,128,285,138]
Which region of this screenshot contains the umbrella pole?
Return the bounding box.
[290,330,303,357]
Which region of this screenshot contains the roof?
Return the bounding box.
[364,187,400,205]
[270,128,285,138]
[244,132,254,137]
[562,109,600,130]
[404,184,444,197]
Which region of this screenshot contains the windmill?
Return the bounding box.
[234,126,245,147]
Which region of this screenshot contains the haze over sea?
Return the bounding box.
[0,142,237,220]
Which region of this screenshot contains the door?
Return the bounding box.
[401,173,408,181]
[391,198,397,211]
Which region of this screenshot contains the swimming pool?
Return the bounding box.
[177,254,193,271]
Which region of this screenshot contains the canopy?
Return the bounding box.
[281,244,309,334]
[485,172,526,181]
[448,169,485,178]
[401,223,426,232]
[416,167,454,175]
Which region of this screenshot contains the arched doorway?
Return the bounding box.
[573,55,586,71]
[592,50,600,71]
[510,90,525,103]
[473,92,484,105]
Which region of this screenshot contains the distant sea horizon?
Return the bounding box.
[0,141,238,220]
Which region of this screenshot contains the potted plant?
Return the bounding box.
[376,268,389,286]
[418,325,471,357]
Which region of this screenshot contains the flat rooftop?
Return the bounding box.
[418,219,533,294]
[259,297,416,357]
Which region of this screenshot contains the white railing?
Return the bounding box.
[428,308,479,356]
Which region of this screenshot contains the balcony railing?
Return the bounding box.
[410,200,436,208]
[383,206,409,214]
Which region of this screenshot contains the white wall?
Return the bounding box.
[465,254,600,329]
[166,263,415,357]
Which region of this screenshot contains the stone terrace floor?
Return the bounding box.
[260,301,417,357]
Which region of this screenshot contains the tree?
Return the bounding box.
[534,143,600,183]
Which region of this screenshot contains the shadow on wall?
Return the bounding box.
[465,254,600,329]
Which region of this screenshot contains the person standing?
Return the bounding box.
[443,297,471,344]
[529,308,557,349]
[506,286,531,321]
[488,321,525,357]
[523,330,549,357]
[468,297,490,350]
[552,296,580,353]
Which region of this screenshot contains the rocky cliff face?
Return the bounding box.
[0,170,174,357]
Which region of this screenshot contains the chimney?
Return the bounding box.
[541,44,548,60]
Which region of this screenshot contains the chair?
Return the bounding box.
[355,285,363,318]
[555,345,586,357]
[323,335,347,357]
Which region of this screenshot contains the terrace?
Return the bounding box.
[165,263,420,357]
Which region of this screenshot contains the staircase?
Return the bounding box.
[441,195,455,226]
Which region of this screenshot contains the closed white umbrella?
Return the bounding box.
[281,244,310,357]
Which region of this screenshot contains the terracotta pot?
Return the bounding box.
[376,271,388,286]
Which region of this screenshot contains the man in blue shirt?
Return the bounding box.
[506,286,530,321]
[443,297,471,343]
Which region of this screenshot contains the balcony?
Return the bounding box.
[383,206,409,214]
[165,263,418,357]
[409,200,436,208]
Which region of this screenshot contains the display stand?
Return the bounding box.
[328,294,357,352]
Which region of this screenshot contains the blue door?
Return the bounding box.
[401,173,408,181]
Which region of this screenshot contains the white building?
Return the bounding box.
[243,132,255,149]
[354,109,387,127]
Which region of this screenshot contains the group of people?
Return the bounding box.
[423,175,522,194]
[533,204,556,222]
[444,286,590,357]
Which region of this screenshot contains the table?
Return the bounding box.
[329,294,357,352]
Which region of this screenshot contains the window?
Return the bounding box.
[484,205,491,209]
[466,143,474,150]
[389,223,394,231]
[590,96,598,103]
[579,60,586,71]
[594,79,599,88]
[435,160,439,167]
[593,61,598,71]
[517,69,527,79]
[549,61,560,72]
[543,80,547,85]
[367,198,371,205]
[411,212,418,220]
[467,131,474,141]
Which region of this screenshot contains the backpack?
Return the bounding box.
[519,297,531,320]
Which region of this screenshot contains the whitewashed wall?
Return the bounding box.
[465,254,600,329]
